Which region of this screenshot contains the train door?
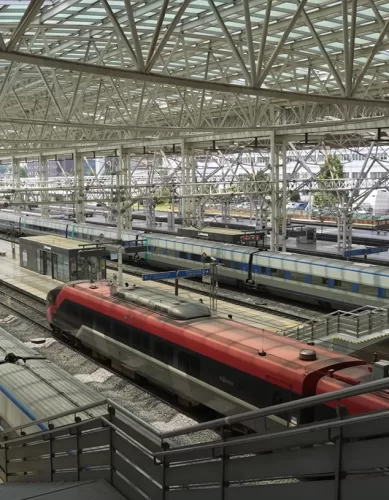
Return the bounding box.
[52,254,58,280]
[46,252,52,277]
[39,250,48,275]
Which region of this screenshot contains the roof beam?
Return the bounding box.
[7,0,46,51]
[1,50,388,109]
[40,0,83,23]
[100,0,138,68]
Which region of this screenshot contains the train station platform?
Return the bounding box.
[282,237,389,264]
[0,240,298,332]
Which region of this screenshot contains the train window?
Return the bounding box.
[114,323,129,341]
[80,308,92,328]
[155,341,174,365]
[95,313,110,334]
[62,301,80,324]
[190,253,202,262]
[178,352,200,378]
[273,392,282,405]
[133,331,150,353]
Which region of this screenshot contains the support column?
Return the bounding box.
[337,207,353,252]
[145,199,156,228]
[221,199,231,222]
[188,147,196,221]
[123,152,133,230]
[117,146,123,285]
[12,157,20,190]
[10,158,21,213]
[256,198,267,231]
[74,152,85,223]
[180,139,187,220]
[39,154,49,218]
[167,182,176,230]
[281,142,288,252]
[270,132,277,251]
[12,158,21,213]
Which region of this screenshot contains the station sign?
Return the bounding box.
[240,233,264,245]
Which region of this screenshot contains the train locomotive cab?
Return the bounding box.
[46,285,64,323]
[316,364,389,414]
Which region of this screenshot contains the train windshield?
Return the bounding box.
[46,285,63,306]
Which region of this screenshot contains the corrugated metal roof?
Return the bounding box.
[19,234,88,250]
[0,327,104,428]
[0,326,41,359]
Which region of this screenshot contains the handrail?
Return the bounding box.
[0,399,108,435]
[0,397,164,443]
[1,416,104,446]
[153,406,389,458]
[159,376,389,439]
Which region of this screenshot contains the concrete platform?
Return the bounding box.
[0,241,298,332]
[282,237,389,263]
[0,480,126,500]
[0,241,61,300]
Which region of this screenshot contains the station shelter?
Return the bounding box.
[19,235,106,282]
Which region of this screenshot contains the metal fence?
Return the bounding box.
[278,305,389,344]
[2,379,389,499]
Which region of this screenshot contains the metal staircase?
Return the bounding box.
[278,305,389,352]
[2,379,389,500]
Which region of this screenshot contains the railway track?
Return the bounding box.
[106,261,314,323]
[0,283,50,331]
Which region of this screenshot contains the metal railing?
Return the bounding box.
[1,379,389,499]
[278,305,389,344]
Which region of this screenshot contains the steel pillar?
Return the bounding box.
[74,152,85,223]
[270,132,277,251]
[11,157,21,213]
[221,200,231,221]
[337,207,353,251]
[249,196,267,230]
[281,142,288,252]
[117,146,123,285]
[123,153,132,230]
[257,202,268,230]
[194,198,205,228]
[145,199,156,227]
[39,154,49,218]
[188,147,196,220]
[180,139,187,220]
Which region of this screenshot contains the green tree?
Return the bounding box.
[20,167,28,178]
[314,154,343,208]
[289,190,301,202]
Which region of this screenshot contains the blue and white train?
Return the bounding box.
[0,211,388,310]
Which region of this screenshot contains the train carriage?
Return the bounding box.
[1,211,389,310]
[47,280,389,430]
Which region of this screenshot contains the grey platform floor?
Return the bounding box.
[0,480,126,500]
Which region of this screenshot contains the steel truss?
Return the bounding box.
[4,135,389,251]
[0,1,387,154]
[0,1,388,251]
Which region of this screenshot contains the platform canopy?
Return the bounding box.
[0,0,388,154]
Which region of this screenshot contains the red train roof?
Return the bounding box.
[59,282,365,395]
[316,373,389,413]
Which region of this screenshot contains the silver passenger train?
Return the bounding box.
[0,211,388,310]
